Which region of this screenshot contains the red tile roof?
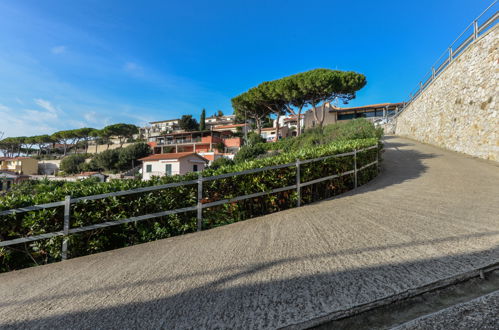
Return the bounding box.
[139,152,208,162]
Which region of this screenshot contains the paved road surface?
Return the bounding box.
[1,136,498,329]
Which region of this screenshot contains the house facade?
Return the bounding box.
[0,157,38,175]
[274,114,304,136]
[303,102,403,129]
[205,114,236,129]
[139,152,208,181]
[139,118,181,141]
[148,130,243,154]
[260,126,290,142]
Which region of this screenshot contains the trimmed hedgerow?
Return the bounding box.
[0,136,380,273]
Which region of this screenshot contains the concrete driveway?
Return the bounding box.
[0,136,498,329]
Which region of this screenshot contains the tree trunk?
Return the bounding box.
[275,113,280,142]
[256,118,262,136]
[296,107,303,136]
[312,102,325,128]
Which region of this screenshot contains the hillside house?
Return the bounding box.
[148,130,242,154]
[205,114,236,129]
[260,126,290,142]
[303,102,403,128]
[274,114,304,136]
[0,157,38,175]
[139,118,181,141]
[139,152,208,181]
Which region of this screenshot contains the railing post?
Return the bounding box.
[61,195,71,260]
[376,144,379,173]
[296,159,301,207]
[354,150,358,188]
[448,47,453,63]
[473,20,478,39]
[197,173,203,231]
[432,67,436,79]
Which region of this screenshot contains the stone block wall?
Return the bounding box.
[392,25,498,161]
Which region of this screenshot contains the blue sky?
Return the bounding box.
[0,0,493,137]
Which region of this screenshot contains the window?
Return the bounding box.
[146,164,152,173]
[337,113,355,120]
[165,164,172,176]
[193,164,198,172]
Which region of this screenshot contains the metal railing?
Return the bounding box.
[0,145,378,260]
[391,1,498,119]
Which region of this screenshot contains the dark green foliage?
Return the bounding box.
[179,115,199,131]
[233,144,266,163]
[102,123,138,147]
[116,142,151,171]
[245,132,266,147]
[209,157,235,170]
[93,149,120,172]
[87,142,151,173]
[60,154,88,174]
[200,109,206,131]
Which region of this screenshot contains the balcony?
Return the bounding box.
[157,138,203,146]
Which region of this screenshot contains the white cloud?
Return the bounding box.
[0,103,57,138]
[51,45,66,55]
[34,98,59,114]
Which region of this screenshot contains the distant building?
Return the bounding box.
[0,157,38,175]
[139,118,181,141]
[148,130,243,154]
[212,123,250,135]
[139,152,208,181]
[274,114,305,136]
[303,102,403,128]
[205,114,236,129]
[260,126,290,142]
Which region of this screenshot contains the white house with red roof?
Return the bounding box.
[139,152,208,181]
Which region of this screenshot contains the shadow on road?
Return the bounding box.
[2,243,498,329]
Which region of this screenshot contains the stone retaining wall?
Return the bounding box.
[391,25,498,161]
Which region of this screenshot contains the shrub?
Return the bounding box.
[209,157,235,170]
[245,131,265,146]
[60,154,88,174]
[89,143,151,173]
[116,142,151,171]
[93,149,120,172]
[233,144,266,163]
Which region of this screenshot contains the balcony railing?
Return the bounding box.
[156,138,203,146]
[391,1,498,119]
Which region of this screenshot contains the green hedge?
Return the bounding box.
[0,137,380,272]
